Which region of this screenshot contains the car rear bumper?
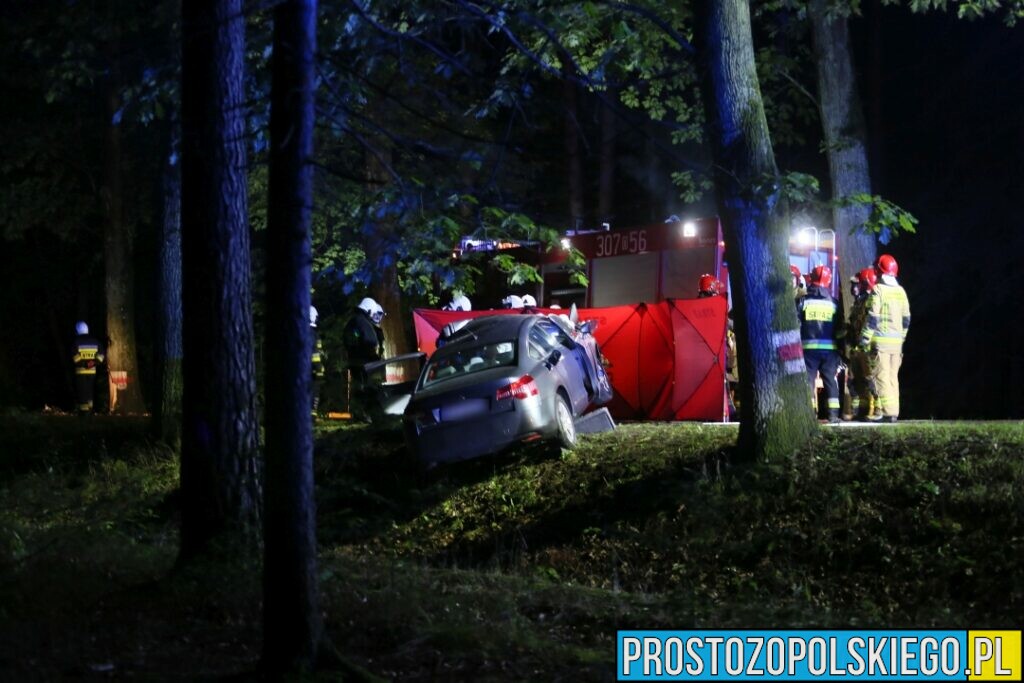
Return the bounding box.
[406,397,553,465]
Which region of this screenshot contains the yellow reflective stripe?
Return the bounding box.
[75,368,97,375]
[827,398,841,409]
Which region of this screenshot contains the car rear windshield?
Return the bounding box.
[421,340,517,388]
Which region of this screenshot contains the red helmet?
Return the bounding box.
[858,267,878,292]
[808,265,832,288]
[789,264,805,289]
[698,274,719,297]
[876,254,899,277]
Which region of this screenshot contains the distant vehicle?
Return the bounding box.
[404,313,612,466]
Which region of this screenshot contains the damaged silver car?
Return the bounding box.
[404,312,613,466]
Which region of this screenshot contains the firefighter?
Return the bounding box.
[442,294,472,312]
[501,294,524,309]
[310,306,325,417]
[844,268,878,420]
[698,275,738,419]
[343,297,386,421]
[790,265,807,303]
[72,321,105,415]
[859,254,910,423]
[697,273,720,298]
[799,265,843,423]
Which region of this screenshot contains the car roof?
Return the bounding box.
[435,314,536,353]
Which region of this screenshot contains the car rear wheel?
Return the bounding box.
[554,393,577,449]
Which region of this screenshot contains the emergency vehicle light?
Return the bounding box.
[682,221,697,237]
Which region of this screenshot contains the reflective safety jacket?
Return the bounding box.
[798,286,841,352]
[73,334,106,375]
[860,281,911,352]
[312,336,326,379]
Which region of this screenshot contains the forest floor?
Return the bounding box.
[0,414,1021,680]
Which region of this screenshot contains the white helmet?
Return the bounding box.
[443,295,472,312]
[521,294,537,307]
[309,305,319,328]
[75,321,89,335]
[358,297,385,324]
[501,295,524,309]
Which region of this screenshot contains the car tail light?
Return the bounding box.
[496,375,539,401]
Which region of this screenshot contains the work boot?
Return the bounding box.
[883,416,898,424]
[828,410,840,424]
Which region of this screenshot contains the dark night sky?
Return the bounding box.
[851,6,1024,418]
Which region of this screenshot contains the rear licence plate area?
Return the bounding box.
[439,398,490,422]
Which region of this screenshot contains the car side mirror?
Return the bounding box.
[545,349,562,369]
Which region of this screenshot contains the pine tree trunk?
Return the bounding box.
[262,0,321,672]
[808,0,876,316]
[562,57,585,229]
[597,92,616,225]
[695,0,818,462]
[155,126,183,445]
[104,32,146,415]
[179,0,261,559]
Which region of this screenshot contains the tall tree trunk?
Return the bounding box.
[597,92,616,225]
[808,0,876,316]
[180,0,261,559]
[155,125,183,444]
[263,0,321,672]
[104,29,146,414]
[695,0,817,462]
[562,57,585,229]
[364,148,410,375]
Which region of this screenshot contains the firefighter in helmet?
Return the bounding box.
[790,265,807,303]
[343,297,386,421]
[844,268,879,420]
[501,294,524,309]
[697,274,720,298]
[698,274,738,419]
[442,294,472,312]
[310,306,326,417]
[799,265,843,423]
[73,321,106,415]
[859,254,910,423]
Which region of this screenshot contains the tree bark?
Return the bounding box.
[597,92,616,225]
[562,56,585,229]
[364,148,410,375]
[103,27,146,415]
[808,0,876,316]
[155,125,183,445]
[180,0,261,559]
[695,0,818,461]
[262,0,321,672]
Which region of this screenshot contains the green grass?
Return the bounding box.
[0,417,1021,678]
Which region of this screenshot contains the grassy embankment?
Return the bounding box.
[0,415,1021,679]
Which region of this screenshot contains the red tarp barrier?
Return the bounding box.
[412,298,728,421]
